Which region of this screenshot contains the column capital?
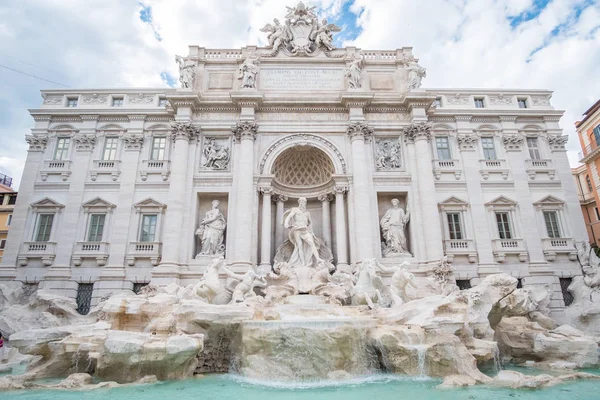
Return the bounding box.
[502,134,525,151]
[170,121,201,142]
[122,133,145,151]
[334,186,348,194]
[457,134,478,151]
[318,193,334,202]
[25,134,48,152]
[259,187,274,196]
[232,121,258,141]
[346,122,373,142]
[403,121,432,143]
[273,194,288,203]
[548,135,568,152]
[73,133,97,151]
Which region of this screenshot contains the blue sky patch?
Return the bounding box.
[138,2,162,41]
[160,71,177,87]
[507,0,550,28]
[319,1,362,47]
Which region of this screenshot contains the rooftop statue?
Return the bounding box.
[260,2,341,56]
[175,55,196,89]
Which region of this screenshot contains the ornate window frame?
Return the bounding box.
[27,197,65,243]
[438,196,476,263]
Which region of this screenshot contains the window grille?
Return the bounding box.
[435,137,451,160]
[495,212,512,239]
[527,137,541,160]
[559,278,574,306]
[481,137,497,160]
[76,283,94,315]
[517,278,523,289]
[133,282,149,294]
[543,211,561,238]
[456,279,472,290]
[447,213,463,240]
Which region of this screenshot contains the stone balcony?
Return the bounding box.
[525,159,556,180]
[443,239,477,263]
[541,238,577,261]
[17,242,57,266]
[40,160,72,181]
[492,238,527,263]
[432,159,462,180]
[126,242,162,266]
[72,241,110,266]
[90,160,121,181]
[479,159,509,180]
[140,160,171,181]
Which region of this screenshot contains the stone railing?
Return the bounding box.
[525,159,555,180]
[492,238,527,263]
[432,159,462,180]
[541,238,577,261]
[126,241,162,266]
[40,160,72,182]
[72,241,110,266]
[90,160,121,182]
[479,159,509,180]
[140,160,171,181]
[18,242,57,266]
[443,239,477,263]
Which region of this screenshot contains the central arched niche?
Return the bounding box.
[271,145,335,190]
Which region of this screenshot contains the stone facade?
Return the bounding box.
[0,8,588,322]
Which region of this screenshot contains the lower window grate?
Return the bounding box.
[559,278,574,307]
[76,283,94,315]
[456,279,472,290]
[133,282,149,295]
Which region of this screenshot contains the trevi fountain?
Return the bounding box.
[1,3,599,399]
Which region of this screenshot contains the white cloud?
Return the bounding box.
[0,0,598,189]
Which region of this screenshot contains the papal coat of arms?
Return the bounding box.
[260,2,342,56]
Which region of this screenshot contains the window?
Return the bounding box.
[76,283,94,315]
[7,214,12,226]
[54,138,70,160]
[474,98,485,108]
[66,98,78,107]
[7,195,16,205]
[111,97,124,107]
[133,282,149,294]
[593,125,600,146]
[527,137,541,159]
[517,99,528,108]
[0,239,5,249]
[87,214,106,242]
[140,214,157,242]
[595,207,600,221]
[435,137,451,160]
[433,97,442,107]
[456,279,472,290]
[158,98,167,107]
[447,213,463,240]
[559,278,574,306]
[587,175,593,192]
[495,212,512,239]
[35,214,54,242]
[102,137,118,161]
[150,137,167,160]
[543,211,561,238]
[481,137,497,160]
[517,278,523,289]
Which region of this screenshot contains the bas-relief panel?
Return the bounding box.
[208,73,234,89]
[256,112,348,121]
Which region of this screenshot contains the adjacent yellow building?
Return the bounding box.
[0,173,17,263]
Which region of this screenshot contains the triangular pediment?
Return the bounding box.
[439,196,469,206]
[82,197,116,209]
[485,196,517,207]
[133,198,166,210]
[534,195,565,207]
[30,197,65,209]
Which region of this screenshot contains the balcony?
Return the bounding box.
[72,241,110,266]
[140,159,171,181]
[432,159,462,180]
[479,159,509,180]
[542,238,577,261]
[443,239,477,263]
[17,242,57,266]
[40,160,72,181]
[126,241,162,266]
[90,160,121,181]
[525,159,555,180]
[492,238,527,263]
[579,141,600,162]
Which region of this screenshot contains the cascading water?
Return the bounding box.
[492,344,503,375]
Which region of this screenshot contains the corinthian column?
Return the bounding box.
[259,187,273,272]
[230,121,258,267]
[335,186,349,268]
[347,122,376,261]
[404,122,443,260]
[274,194,288,249]
[153,122,200,283]
[318,193,333,247]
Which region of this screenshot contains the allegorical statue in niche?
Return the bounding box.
[380,199,411,256]
[175,55,196,89]
[375,138,402,170]
[238,55,260,89]
[196,200,226,256]
[344,54,363,89]
[406,59,426,90]
[284,197,323,268]
[201,138,230,170]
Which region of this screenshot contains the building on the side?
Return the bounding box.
[0,173,17,263]
[572,164,600,246]
[0,3,587,321]
[574,99,600,247]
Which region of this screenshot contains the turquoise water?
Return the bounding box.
[2,373,600,400]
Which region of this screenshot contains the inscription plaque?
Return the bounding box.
[260,68,343,91]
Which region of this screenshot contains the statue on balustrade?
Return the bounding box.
[238,55,260,89]
[175,55,196,89]
[380,199,411,256]
[196,200,227,256]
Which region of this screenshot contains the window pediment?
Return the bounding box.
[82,197,116,213]
[30,197,65,212]
[439,196,469,211]
[485,196,517,210]
[133,198,166,213]
[534,195,565,210]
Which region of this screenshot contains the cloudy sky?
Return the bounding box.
[0,0,599,189]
